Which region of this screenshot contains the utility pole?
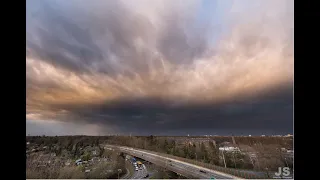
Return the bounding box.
[117,169,122,179]
[256,155,261,171]
[248,154,255,169]
[221,150,227,168]
[232,152,237,168]
[165,158,168,169]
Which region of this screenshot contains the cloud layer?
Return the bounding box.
[26,0,293,135]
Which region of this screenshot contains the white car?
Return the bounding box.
[135,167,139,171]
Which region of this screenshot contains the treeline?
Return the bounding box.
[150,136,292,148]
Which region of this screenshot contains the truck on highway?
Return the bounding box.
[137,161,143,170]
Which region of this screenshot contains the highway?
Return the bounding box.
[106,145,243,179]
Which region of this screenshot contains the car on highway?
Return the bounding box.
[200,170,207,173]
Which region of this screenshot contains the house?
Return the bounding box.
[287,150,293,153]
[219,146,241,152]
[220,141,231,146]
[75,159,82,166]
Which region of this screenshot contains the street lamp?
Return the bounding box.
[117,169,122,179]
[221,150,227,168]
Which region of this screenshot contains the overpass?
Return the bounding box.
[105,144,268,179]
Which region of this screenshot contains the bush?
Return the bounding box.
[58,166,85,179]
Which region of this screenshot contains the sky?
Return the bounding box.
[26,0,294,136]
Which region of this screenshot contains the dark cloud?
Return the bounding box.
[40,83,293,135]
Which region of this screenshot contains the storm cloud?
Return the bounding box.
[26,0,293,135]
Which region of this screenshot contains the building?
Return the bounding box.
[219,146,240,152]
[75,159,82,166]
[287,150,293,153]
